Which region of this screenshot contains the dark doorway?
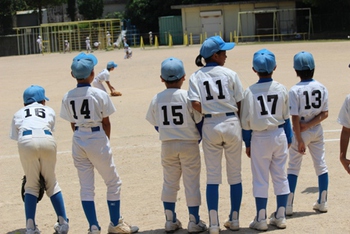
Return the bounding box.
[255,13,274,35]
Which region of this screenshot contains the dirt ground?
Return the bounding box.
[1,40,350,234]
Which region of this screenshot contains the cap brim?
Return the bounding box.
[220,42,235,51]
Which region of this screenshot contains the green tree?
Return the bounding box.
[125,0,180,33]
[300,0,350,33]
[77,0,103,20]
[66,0,76,21]
[0,0,28,34]
[26,0,67,24]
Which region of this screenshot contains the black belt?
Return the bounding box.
[75,126,100,132]
[204,112,235,118]
[23,130,52,136]
[278,124,284,128]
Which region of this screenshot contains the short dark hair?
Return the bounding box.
[162,77,182,84]
[24,100,45,106]
[296,69,314,80]
[257,71,272,76]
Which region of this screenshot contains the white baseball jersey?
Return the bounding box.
[94,42,100,47]
[37,38,42,45]
[94,69,110,83]
[60,85,121,201]
[107,33,111,46]
[146,88,202,206]
[60,85,115,128]
[146,88,202,141]
[86,39,91,50]
[124,47,132,59]
[188,65,243,185]
[289,80,328,122]
[92,69,110,92]
[10,102,61,197]
[241,80,289,131]
[241,79,290,197]
[188,66,244,114]
[288,79,328,177]
[338,94,350,128]
[37,38,43,52]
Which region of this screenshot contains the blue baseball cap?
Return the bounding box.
[107,61,117,69]
[161,57,185,81]
[200,36,235,59]
[71,52,98,79]
[253,49,276,73]
[23,85,49,105]
[293,51,315,71]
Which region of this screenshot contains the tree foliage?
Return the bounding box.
[66,0,76,21]
[26,0,67,24]
[77,0,103,20]
[0,0,28,34]
[124,0,180,33]
[301,0,350,32]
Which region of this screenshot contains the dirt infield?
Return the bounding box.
[1,41,350,234]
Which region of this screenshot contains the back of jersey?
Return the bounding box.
[60,86,115,128]
[241,80,289,131]
[11,103,55,140]
[146,89,201,141]
[289,80,328,122]
[188,66,244,114]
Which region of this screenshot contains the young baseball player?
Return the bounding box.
[106,31,112,47]
[64,40,70,54]
[188,36,244,234]
[92,61,121,96]
[124,43,132,59]
[286,51,329,215]
[93,42,101,50]
[10,85,69,234]
[37,35,43,54]
[240,49,292,231]
[146,57,207,233]
[338,82,350,174]
[60,53,138,234]
[86,37,91,53]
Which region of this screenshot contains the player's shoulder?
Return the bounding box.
[312,79,328,89]
[217,66,237,75]
[271,80,288,90]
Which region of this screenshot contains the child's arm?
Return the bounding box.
[70,123,75,132]
[300,111,328,132]
[105,81,115,92]
[191,101,202,113]
[242,129,252,158]
[292,115,306,154]
[340,126,350,174]
[102,117,111,139]
[236,101,241,117]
